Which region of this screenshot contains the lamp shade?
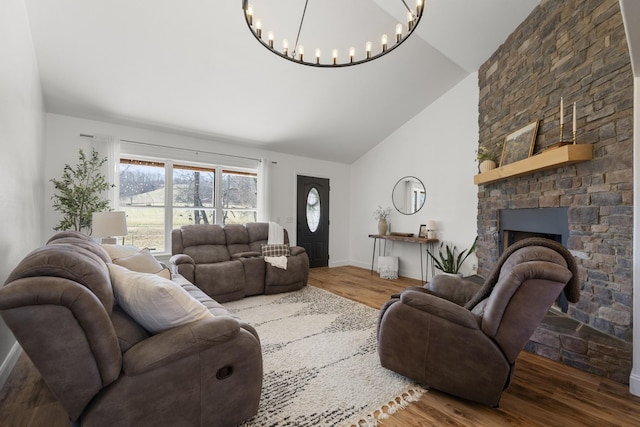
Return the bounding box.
[92,211,128,238]
[426,220,437,230]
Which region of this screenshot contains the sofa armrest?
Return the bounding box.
[290,246,306,256]
[122,316,241,376]
[170,253,194,266]
[400,289,481,329]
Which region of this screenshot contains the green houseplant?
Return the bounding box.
[427,236,478,275]
[476,144,500,173]
[51,148,114,232]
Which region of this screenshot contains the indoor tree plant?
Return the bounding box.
[427,236,478,276]
[51,147,114,233]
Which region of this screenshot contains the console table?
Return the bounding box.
[368,234,439,283]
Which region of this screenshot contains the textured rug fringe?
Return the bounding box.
[345,385,427,427]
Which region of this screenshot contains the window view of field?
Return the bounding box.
[120,159,257,251]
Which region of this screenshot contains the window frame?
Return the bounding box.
[118,154,258,254]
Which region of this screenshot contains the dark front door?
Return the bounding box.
[296,175,329,268]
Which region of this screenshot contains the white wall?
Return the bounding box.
[43,114,351,266]
[0,0,46,388]
[349,73,479,280]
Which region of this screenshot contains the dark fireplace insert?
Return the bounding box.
[499,207,570,311]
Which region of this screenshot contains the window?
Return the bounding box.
[173,163,216,227]
[119,157,258,252]
[221,170,258,225]
[119,159,166,250]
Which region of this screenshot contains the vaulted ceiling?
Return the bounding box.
[24,0,540,163]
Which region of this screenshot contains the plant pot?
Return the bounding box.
[378,218,388,235]
[479,159,497,173]
[438,272,463,278]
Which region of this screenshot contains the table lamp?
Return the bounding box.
[92,211,128,244]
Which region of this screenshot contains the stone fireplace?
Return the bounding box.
[476,0,633,383]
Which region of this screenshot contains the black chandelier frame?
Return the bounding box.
[241,0,424,68]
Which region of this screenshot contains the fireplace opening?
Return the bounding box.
[499,208,570,312]
[502,230,562,254]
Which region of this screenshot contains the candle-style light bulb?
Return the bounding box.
[396,24,403,43]
[315,48,321,64]
[283,39,289,56]
[381,34,388,52]
[246,5,253,26]
[560,97,564,126]
[407,11,414,31]
[366,41,372,59]
[349,47,355,63]
[268,31,274,48]
[332,49,338,65]
[255,20,262,39]
[298,45,304,62]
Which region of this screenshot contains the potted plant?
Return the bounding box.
[427,236,478,276]
[373,205,391,235]
[51,148,114,233]
[476,146,497,172]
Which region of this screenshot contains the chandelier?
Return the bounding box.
[241,0,424,68]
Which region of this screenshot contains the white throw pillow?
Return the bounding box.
[108,264,212,334]
[100,244,140,260]
[112,248,165,274]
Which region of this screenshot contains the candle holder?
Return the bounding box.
[558,124,578,145]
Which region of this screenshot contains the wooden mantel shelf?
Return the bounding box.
[474,144,593,185]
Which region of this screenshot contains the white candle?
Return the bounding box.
[573,102,577,133]
[560,97,564,126]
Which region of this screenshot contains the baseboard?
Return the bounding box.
[0,341,21,391]
[630,371,640,396]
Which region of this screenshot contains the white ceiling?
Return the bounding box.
[24,0,539,164]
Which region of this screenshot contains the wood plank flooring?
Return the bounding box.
[1,265,639,426]
[311,266,640,427]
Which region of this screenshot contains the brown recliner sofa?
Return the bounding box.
[377,238,580,407]
[0,231,262,427]
[170,222,309,302]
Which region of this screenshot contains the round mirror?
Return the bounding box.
[392,176,426,215]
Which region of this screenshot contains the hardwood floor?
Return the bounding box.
[1,265,639,426]
[312,266,640,427]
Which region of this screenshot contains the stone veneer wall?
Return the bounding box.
[476,0,633,383]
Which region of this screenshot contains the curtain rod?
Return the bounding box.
[79,133,264,163]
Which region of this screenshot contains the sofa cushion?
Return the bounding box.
[261,244,291,257]
[108,264,213,334]
[6,244,114,313]
[225,224,253,256]
[48,237,112,263]
[111,306,151,352]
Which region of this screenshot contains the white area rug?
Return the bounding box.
[224,286,426,427]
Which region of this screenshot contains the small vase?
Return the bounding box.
[479,160,497,173]
[378,218,388,235]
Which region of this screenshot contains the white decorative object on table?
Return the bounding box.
[373,205,391,235]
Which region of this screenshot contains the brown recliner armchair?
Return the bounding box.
[377,238,580,407]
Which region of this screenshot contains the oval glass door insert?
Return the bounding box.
[306,187,321,232]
